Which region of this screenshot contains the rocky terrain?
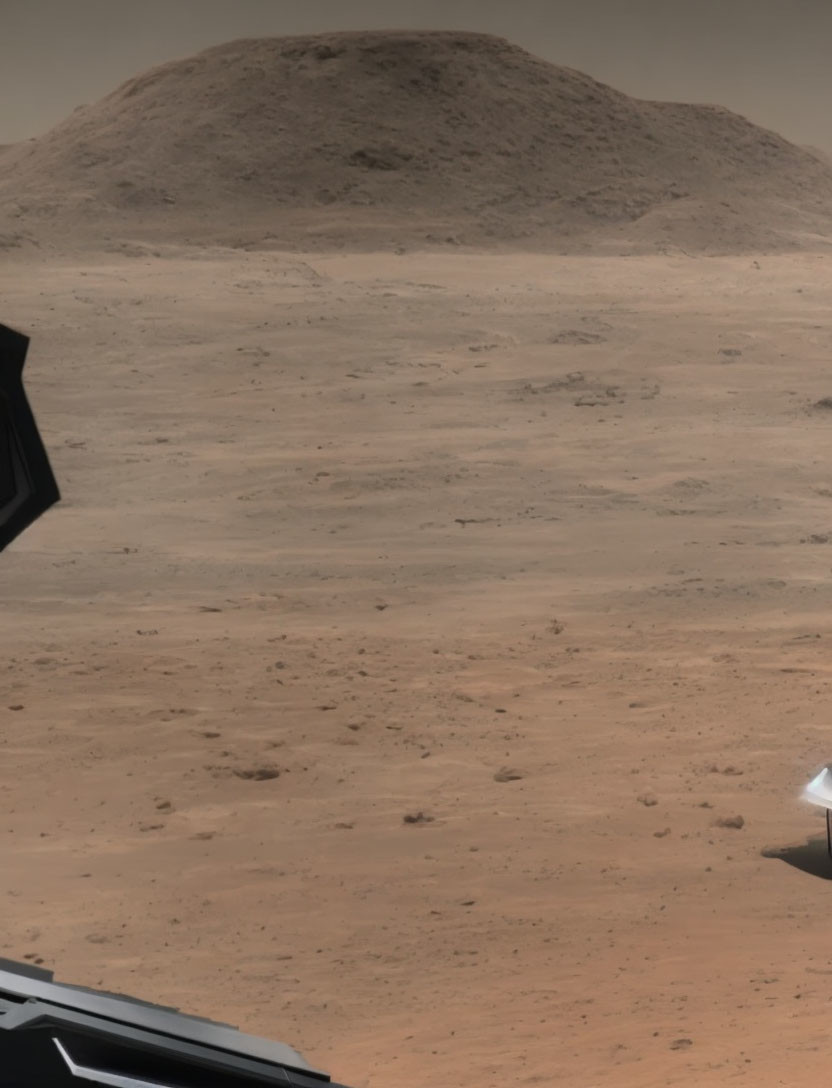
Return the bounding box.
[3,31,832,253]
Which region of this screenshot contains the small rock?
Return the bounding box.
[654,827,671,838]
[670,1038,693,1050]
[494,767,524,782]
[403,811,434,824]
[637,793,658,807]
[714,814,745,829]
[233,766,280,781]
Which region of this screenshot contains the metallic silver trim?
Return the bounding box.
[53,1037,175,1088]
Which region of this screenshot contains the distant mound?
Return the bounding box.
[3,30,832,254]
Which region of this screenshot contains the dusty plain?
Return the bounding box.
[3,246,832,1087]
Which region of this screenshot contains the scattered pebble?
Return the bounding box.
[714,814,745,829]
[494,767,524,782]
[233,766,280,781]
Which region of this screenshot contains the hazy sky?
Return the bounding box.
[3,0,831,150]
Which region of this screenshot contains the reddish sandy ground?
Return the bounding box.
[2,248,832,1087]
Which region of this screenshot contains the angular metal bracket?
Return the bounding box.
[0,323,60,550]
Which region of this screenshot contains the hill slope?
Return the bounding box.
[3,30,832,253]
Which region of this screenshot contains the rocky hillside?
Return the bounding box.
[3,30,832,253]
